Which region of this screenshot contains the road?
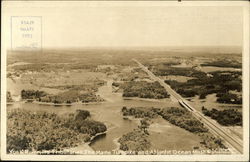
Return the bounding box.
[133,59,243,154]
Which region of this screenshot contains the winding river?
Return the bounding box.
[7,79,177,151]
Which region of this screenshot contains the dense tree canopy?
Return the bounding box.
[21,90,47,100]
[116,81,170,99]
[165,70,242,103]
[118,129,151,152]
[202,107,242,126]
[7,109,106,153]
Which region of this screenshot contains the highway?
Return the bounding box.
[133,59,243,154]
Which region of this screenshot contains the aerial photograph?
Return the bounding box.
[4,3,244,156]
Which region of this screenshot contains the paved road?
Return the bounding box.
[133,59,243,154]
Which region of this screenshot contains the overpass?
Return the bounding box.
[133,58,243,154]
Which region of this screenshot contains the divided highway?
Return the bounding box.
[133,59,243,154]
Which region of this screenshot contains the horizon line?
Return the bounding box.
[7,45,242,51]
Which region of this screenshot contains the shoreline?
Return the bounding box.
[31,100,106,106]
[123,97,170,103]
[112,137,126,155]
[87,131,107,146]
[88,123,117,145]
[59,128,109,154]
[7,100,106,106]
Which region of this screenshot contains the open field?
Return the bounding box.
[148,118,202,151]
[6,47,243,154]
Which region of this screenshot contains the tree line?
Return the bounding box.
[116,81,170,99]
[165,70,242,104]
[202,107,242,126]
[120,106,227,150]
[21,89,104,104]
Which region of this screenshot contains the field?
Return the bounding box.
[148,118,202,151]
[120,106,226,152]
[6,47,243,154]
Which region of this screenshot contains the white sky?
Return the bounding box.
[3,2,243,48]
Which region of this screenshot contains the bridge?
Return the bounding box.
[133,58,243,154]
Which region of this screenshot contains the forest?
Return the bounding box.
[159,107,208,133]
[216,92,242,104]
[120,106,226,150]
[21,90,48,100]
[45,81,105,91]
[118,107,156,152]
[118,117,151,153]
[151,66,207,78]
[11,63,97,73]
[114,81,170,99]
[165,70,242,104]
[21,89,103,104]
[7,109,106,152]
[201,60,241,68]
[118,129,151,153]
[121,106,160,119]
[202,107,242,126]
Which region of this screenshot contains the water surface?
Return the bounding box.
[8,79,179,151]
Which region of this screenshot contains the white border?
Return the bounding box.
[1,1,249,161]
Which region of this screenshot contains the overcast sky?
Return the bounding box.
[4,2,243,48]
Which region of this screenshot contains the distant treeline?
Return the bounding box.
[202,107,242,126]
[150,59,242,104]
[113,81,170,99]
[7,109,106,152]
[152,66,207,78]
[216,93,242,104]
[21,90,47,99]
[165,70,242,104]
[12,63,97,72]
[45,81,105,91]
[122,106,159,119]
[21,89,104,104]
[201,60,241,68]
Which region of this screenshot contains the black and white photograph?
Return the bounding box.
[1,1,249,161]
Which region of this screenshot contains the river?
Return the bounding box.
[7,79,179,152]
